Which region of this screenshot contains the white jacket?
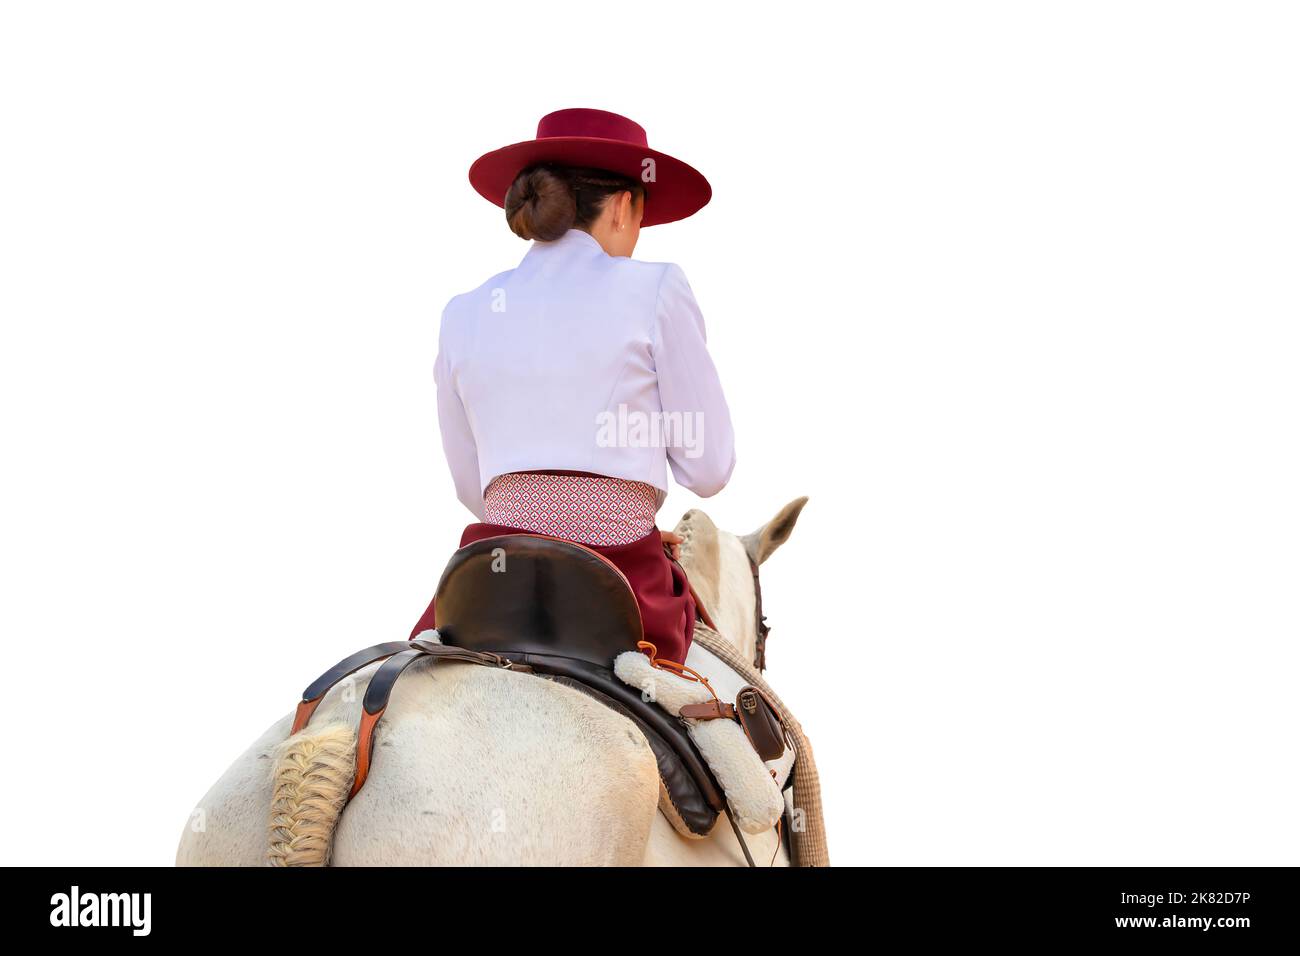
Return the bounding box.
[435,229,736,519]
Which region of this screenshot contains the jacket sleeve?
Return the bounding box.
[651,264,737,497]
[434,340,486,520]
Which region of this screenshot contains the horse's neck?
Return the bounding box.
[676,519,759,663]
[704,559,759,665]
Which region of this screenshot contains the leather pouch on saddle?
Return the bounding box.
[681,686,786,763]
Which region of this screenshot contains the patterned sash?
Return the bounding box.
[482,471,659,546]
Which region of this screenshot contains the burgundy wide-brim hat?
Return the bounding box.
[468,108,711,227]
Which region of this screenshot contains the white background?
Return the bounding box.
[1,2,1296,866]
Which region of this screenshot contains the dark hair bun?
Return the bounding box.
[504,166,576,241]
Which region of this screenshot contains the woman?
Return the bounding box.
[412,108,733,664]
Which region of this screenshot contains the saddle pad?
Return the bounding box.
[684,642,796,789]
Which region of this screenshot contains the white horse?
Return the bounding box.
[175,498,807,866]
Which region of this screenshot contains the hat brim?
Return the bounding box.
[468,137,711,227]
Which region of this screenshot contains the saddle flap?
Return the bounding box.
[434,534,644,668]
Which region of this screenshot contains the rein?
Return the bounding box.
[669,548,781,866]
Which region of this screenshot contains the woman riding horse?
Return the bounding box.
[176,111,822,868]
[411,108,733,664]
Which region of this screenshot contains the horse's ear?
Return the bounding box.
[742,496,809,566]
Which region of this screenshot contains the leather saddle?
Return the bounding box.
[433,534,643,665]
[291,534,726,838]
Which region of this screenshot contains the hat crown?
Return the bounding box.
[536,108,648,148]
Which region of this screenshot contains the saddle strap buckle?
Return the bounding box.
[409,639,533,673]
[679,700,737,721]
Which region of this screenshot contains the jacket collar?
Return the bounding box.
[522,228,605,265]
[555,228,602,251]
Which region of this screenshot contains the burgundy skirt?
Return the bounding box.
[410,522,697,664]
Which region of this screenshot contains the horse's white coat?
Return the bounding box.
[179,661,659,866]
[332,662,660,865]
[176,501,805,866]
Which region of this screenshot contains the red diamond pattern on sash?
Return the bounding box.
[482,472,658,546]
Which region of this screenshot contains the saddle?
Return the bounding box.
[434,533,643,665]
[291,535,732,839]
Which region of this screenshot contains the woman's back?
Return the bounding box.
[436,228,734,519]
